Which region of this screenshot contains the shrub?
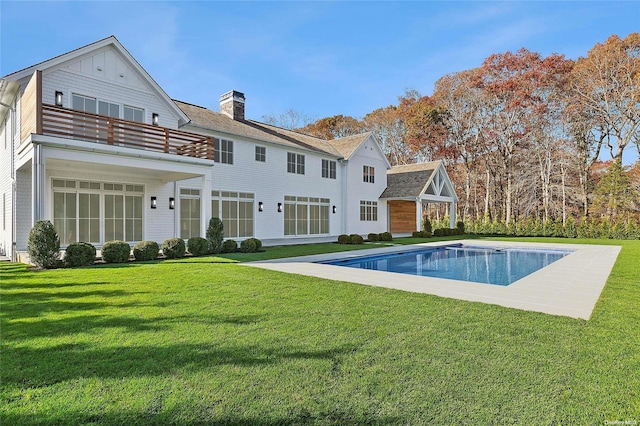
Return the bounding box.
[64,242,96,267]
[240,238,257,253]
[222,239,238,253]
[27,220,61,268]
[456,221,465,234]
[206,218,224,254]
[187,237,210,256]
[101,240,131,263]
[133,240,159,261]
[412,230,431,238]
[162,238,185,259]
[367,233,379,242]
[246,238,263,251]
[338,234,350,244]
[625,219,640,240]
[378,232,393,241]
[564,217,577,238]
[423,218,432,234]
[349,234,364,245]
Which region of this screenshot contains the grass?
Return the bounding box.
[1,237,639,424]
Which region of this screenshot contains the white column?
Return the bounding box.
[449,202,456,229]
[31,144,45,223]
[200,174,212,237]
[415,199,422,232]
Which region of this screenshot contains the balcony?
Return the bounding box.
[39,104,214,159]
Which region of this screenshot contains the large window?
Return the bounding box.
[180,188,201,239]
[322,159,336,179]
[363,165,375,183]
[211,191,254,238]
[360,201,378,221]
[52,179,142,245]
[214,139,234,164]
[287,152,305,174]
[284,196,330,236]
[72,94,145,143]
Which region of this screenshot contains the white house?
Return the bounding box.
[0,36,457,261]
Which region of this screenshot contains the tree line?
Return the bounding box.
[264,33,640,225]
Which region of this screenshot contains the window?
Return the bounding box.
[255,146,266,162]
[322,159,336,179]
[214,139,234,164]
[180,188,201,239]
[124,105,144,122]
[3,193,6,231]
[211,191,254,238]
[52,179,142,245]
[287,152,305,174]
[284,196,330,236]
[360,201,378,221]
[363,165,375,183]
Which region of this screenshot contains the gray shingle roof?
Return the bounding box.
[379,161,441,199]
[328,133,372,159]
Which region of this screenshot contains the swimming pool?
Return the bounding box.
[319,244,573,286]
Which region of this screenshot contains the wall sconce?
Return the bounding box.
[258,201,264,212]
[277,202,283,213]
[55,91,63,107]
[169,197,175,210]
[332,205,337,214]
[150,196,157,209]
[152,113,159,126]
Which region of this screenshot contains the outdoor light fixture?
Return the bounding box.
[169,197,175,210]
[150,196,157,209]
[258,201,264,212]
[333,205,337,214]
[55,91,63,107]
[152,113,159,126]
[277,202,283,213]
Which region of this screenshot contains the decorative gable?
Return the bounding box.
[422,164,457,200]
[61,46,148,90]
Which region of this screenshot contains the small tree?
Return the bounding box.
[27,220,60,268]
[207,217,224,254]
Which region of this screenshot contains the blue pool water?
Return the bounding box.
[320,244,573,286]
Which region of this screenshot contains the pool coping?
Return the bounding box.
[245,240,622,320]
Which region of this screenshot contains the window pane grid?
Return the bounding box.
[284,195,330,236]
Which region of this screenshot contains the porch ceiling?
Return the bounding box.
[46,158,203,182]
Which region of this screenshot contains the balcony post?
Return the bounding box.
[164,129,170,154]
[107,120,114,145]
[207,137,214,160]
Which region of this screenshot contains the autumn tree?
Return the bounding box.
[362,105,412,165]
[298,114,364,140]
[262,109,314,130]
[569,33,640,163]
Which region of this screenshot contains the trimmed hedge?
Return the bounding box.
[338,234,350,244]
[412,230,431,238]
[240,239,257,253]
[101,240,131,263]
[187,237,210,257]
[245,238,263,251]
[133,240,159,261]
[222,239,238,253]
[162,238,185,259]
[349,234,364,245]
[207,218,224,254]
[367,233,379,242]
[64,242,96,267]
[378,232,393,241]
[27,220,60,268]
[433,228,464,237]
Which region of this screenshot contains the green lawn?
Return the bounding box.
[1,237,639,424]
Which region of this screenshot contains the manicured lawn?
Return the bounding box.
[1,237,639,424]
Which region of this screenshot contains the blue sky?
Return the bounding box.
[1,1,638,123]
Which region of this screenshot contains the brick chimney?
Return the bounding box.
[219,90,245,120]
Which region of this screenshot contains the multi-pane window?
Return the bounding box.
[360,201,378,221]
[363,165,375,183]
[124,106,144,122]
[287,152,305,174]
[180,188,201,239]
[211,191,254,238]
[322,159,336,179]
[214,139,234,164]
[72,94,145,143]
[255,146,266,162]
[52,179,142,245]
[284,196,330,236]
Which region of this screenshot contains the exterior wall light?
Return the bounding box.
[152,113,159,126]
[258,201,264,212]
[277,202,282,213]
[150,196,157,209]
[169,197,175,210]
[332,205,337,214]
[55,91,63,107]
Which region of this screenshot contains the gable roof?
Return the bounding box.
[1,35,190,126]
[380,161,458,202]
[327,132,372,159]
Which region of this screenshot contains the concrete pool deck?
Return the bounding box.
[245,240,621,320]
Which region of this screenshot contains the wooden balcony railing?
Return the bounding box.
[40,104,214,160]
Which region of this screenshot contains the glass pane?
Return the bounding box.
[85,98,96,114]
[297,204,308,235]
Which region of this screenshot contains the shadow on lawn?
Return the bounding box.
[3,341,358,387]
